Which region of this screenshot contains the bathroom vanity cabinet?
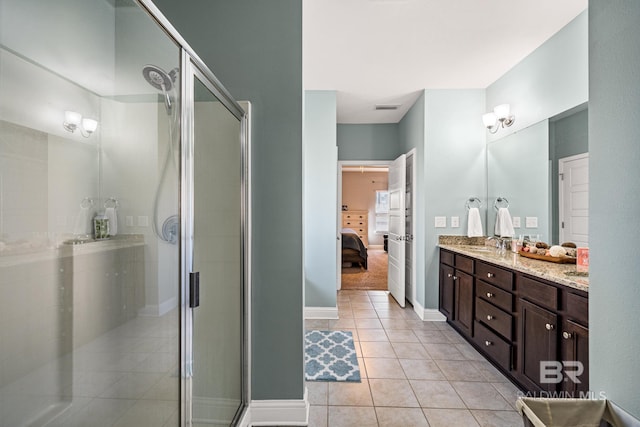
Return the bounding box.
[439,247,589,396]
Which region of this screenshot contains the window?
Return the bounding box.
[375,190,389,233]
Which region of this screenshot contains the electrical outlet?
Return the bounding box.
[451,216,460,228]
[512,216,521,228]
[525,216,538,228]
[126,216,134,227]
[434,216,447,228]
[138,216,149,227]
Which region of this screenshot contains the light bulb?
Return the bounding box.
[493,104,511,120]
[82,118,98,134]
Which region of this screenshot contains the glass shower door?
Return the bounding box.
[186,69,246,426]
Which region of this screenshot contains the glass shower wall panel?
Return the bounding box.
[0,0,181,426]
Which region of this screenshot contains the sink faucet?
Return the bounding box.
[487,236,509,252]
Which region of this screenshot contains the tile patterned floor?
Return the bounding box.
[305,290,524,427]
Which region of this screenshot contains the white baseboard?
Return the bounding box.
[304,306,339,319]
[242,388,309,426]
[138,296,178,317]
[413,300,446,322]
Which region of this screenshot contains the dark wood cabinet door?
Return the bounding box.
[561,320,589,396]
[439,263,455,320]
[519,299,558,392]
[453,270,474,336]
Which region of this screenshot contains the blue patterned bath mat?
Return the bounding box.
[305,330,361,382]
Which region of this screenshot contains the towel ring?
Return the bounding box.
[104,197,119,209]
[80,197,94,209]
[465,197,482,210]
[494,197,509,210]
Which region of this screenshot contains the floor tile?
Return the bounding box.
[353,309,378,319]
[329,318,356,330]
[423,408,480,427]
[491,382,522,410]
[375,309,405,319]
[399,359,446,381]
[357,328,389,342]
[410,380,466,409]
[472,360,509,383]
[359,341,397,358]
[450,381,513,410]
[391,343,430,359]
[351,302,375,310]
[369,379,419,407]
[454,342,486,361]
[375,407,430,427]
[435,360,486,381]
[308,405,328,427]
[423,343,466,360]
[414,330,451,344]
[327,406,378,427]
[355,318,384,329]
[471,409,523,427]
[379,318,411,329]
[385,329,419,343]
[306,381,328,405]
[306,319,330,330]
[363,358,406,379]
[328,379,373,406]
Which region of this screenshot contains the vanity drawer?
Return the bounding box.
[566,292,588,325]
[476,298,513,340]
[343,219,367,228]
[441,250,454,267]
[455,254,474,274]
[473,320,512,371]
[343,212,366,220]
[476,261,513,291]
[477,280,513,312]
[519,275,558,310]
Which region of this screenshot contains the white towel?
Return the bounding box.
[467,207,483,237]
[494,207,515,237]
[105,207,118,236]
[73,206,92,236]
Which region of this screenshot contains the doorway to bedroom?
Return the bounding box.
[339,164,390,291]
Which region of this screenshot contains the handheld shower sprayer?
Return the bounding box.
[142,65,178,114]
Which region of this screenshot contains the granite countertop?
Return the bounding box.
[439,243,589,293]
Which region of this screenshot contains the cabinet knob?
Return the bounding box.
[485,340,492,346]
[447,273,453,278]
[545,323,555,331]
[486,315,494,321]
[563,331,573,339]
[486,292,494,298]
[487,272,495,278]
[452,276,458,281]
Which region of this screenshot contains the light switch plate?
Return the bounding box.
[512,216,521,228]
[434,216,447,228]
[451,216,460,228]
[525,216,538,228]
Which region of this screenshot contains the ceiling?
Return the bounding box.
[303,0,587,124]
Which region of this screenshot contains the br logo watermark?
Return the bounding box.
[540,361,584,384]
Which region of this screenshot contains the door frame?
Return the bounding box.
[337,160,392,290]
[558,152,589,245]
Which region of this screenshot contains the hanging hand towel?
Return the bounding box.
[105,207,118,236]
[494,207,515,237]
[467,207,483,237]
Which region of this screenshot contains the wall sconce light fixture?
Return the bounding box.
[63,110,98,137]
[482,104,515,134]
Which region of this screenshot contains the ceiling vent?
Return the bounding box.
[375,104,400,110]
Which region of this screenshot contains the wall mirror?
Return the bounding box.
[486,104,588,245]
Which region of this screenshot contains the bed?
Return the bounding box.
[341,228,368,269]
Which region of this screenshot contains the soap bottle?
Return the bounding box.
[93,213,110,240]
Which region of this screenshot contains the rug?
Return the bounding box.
[305,330,361,382]
[341,248,388,290]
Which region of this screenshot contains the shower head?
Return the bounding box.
[142,65,179,115]
[142,65,177,92]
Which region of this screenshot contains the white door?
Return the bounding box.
[559,153,589,247]
[388,154,406,307]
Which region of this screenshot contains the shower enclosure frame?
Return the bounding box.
[136,1,251,425]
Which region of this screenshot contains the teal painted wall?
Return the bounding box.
[337,123,401,160]
[589,0,640,418]
[549,108,588,243]
[423,90,486,309]
[304,91,337,308]
[486,11,588,143]
[151,0,304,400]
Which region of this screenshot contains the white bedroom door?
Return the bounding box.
[559,153,589,247]
[388,154,406,307]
